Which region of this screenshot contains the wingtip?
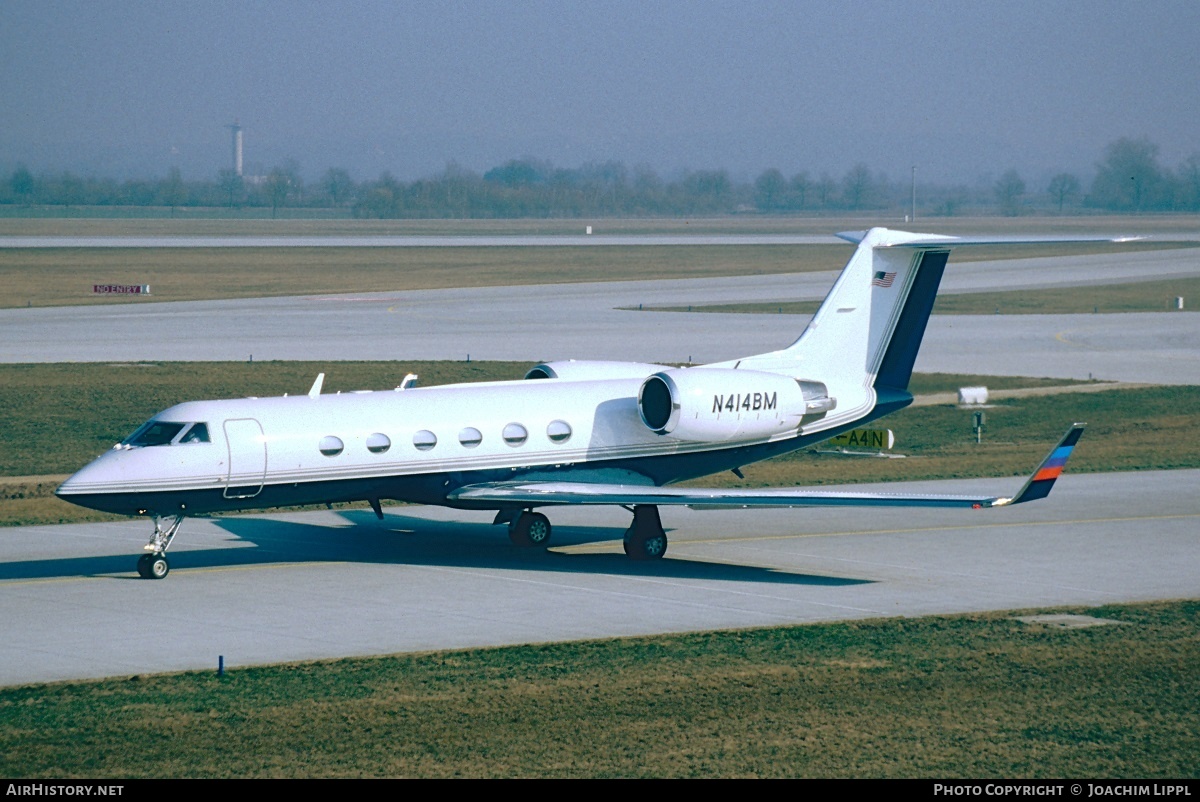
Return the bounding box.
[1009,424,1086,505]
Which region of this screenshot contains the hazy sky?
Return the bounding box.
[3,1,1198,185]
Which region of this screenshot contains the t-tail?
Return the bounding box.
[708,227,959,429]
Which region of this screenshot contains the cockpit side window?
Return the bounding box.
[123,421,187,447]
[179,423,210,444]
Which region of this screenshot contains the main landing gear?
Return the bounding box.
[508,510,552,547]
[503,505,668,560]
[136,514,183,579]
[623,505,668,560]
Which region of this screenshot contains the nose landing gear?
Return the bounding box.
[136,552,171,579]
[137,514,184,579]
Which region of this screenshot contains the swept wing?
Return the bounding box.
[448,424,1086,511]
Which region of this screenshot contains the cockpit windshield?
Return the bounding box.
[179,422,210,444]
[122,421,210,447]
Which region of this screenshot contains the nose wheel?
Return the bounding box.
[136,552,170,579]
[136,515,183,579]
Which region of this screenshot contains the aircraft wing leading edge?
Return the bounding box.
[448,424,1086,511]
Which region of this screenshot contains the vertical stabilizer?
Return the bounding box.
[708,227,954,427]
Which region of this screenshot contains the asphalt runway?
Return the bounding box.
[2,248,1198,382]
[2,469,1197,687]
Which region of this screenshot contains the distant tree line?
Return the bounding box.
[4,136,1198,217]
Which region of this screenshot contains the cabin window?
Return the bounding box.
[413,430,437,451]
[366,433,391,454]
[124,421,187,447]
[179,423,210,444]
[547,420,572,444]
[458,427,483,448]
[319,436,344,457]
[502,423,528,446]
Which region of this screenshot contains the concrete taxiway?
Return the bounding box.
[2,469,1197,687]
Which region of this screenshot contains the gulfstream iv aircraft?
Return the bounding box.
[58,228,1090,579]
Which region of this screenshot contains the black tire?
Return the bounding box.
[509,512,552,548]
[624,527,668,560]
[148,554,170,580]
[136,553,153,579]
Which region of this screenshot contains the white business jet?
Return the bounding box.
[57,228,1090,579]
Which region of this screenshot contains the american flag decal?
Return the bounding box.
[871,271,897,287]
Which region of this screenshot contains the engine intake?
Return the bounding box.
[525,360,672,381]
[638,369,835,442]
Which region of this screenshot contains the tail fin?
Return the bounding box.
[706,228,1132,432]
[715,227,956,426]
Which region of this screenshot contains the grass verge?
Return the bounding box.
[0,600,1195,778]
[0,244,848,308]
[4,212,1197,237]
[713,382,1200,488]
[646,274,1200,316]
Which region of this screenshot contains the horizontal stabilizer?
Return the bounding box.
[448,424,1085,510]
[836,231,1142,247]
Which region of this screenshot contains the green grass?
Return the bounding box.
[0,361,529,525]
[720,383,1200,488]
[1,599,1195,778]
[933,275,1200,314]
[904,373,1094,394]
[6,361,1050,479]
[0,360,531,475]
[2,361,1197,526]
[649,274,1200,316]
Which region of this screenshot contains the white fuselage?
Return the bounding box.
[56,370,848,517]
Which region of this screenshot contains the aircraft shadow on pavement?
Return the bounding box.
[0,510,871,587]
[209,510,872,586]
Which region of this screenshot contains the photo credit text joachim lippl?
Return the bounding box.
[933,786,1192,798]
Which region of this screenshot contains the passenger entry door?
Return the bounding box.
[223,418,266,499]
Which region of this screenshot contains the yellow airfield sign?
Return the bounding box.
[826,429,895,450]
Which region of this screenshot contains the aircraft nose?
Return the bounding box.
[55,452,129,512]
[57,455,107,495]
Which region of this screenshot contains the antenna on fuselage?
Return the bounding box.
[308,373,325,399]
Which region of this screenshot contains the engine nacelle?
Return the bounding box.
[525,360,673,381]
[638,368,835,442]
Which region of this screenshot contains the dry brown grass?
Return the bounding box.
[0,244,849,308]
[3,213,1198,237]
[3,214,1195,309]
